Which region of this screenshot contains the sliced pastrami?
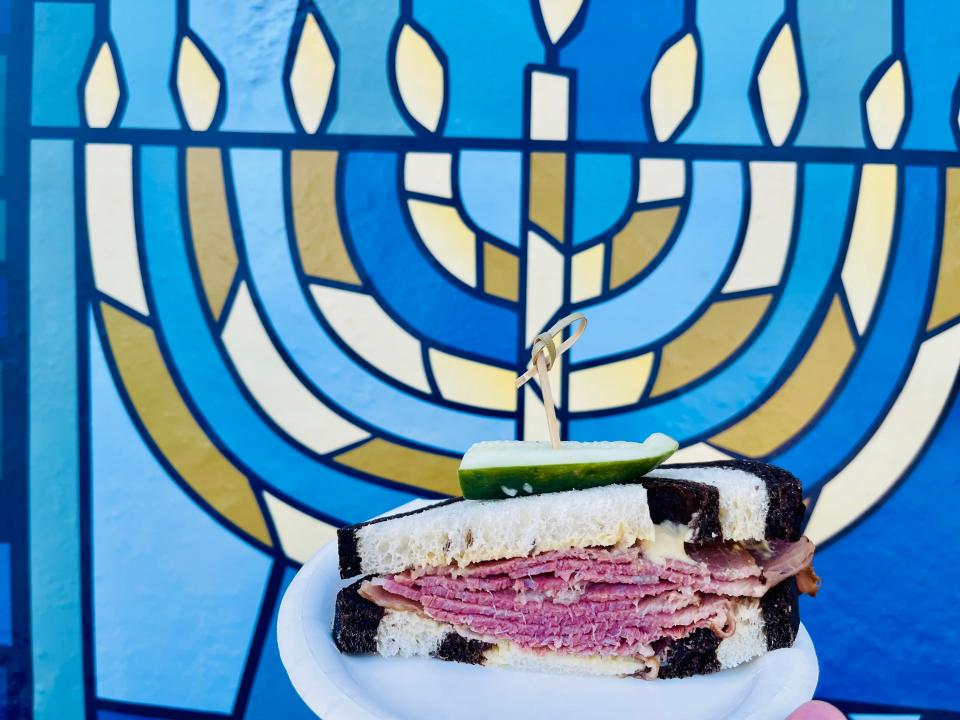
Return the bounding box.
[358,579,420,613]
[759,538,816,585]
[424,595,733,656]
[361,538,814,658]
[418,589,698,625]
[689,544,761,580]
[580,581,681,602]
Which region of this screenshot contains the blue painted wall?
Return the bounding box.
[4,1,960,718]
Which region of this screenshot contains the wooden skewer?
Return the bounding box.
[535,350,560,448]
[516,312,587,449]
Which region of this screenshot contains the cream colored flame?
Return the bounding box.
[537,0,584,44]
[84,42,120,128]
[757,23,802,146]
[649,32,698,142]
[289,13,336,134]
[394,23,445,133]
[176,36,221,131]
[865,59,906,150]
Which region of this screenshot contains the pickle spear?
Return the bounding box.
[458,433,679,500]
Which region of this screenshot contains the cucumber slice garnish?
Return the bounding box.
[458,433,679,500]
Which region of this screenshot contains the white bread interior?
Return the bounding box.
[717,598,767,670]
[376,611,448,658]
[648,465,769,541]
[371,605,769,676]
[484,643,652,676]
[355,484,654,576]
[374,608,651,676]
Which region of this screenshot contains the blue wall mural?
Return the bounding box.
[3,0,960,718]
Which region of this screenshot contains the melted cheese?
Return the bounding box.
[643,521,693,564]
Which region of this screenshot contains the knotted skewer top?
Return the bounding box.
[516,312,587,449]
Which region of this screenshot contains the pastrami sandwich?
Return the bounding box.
[332,442,819,680]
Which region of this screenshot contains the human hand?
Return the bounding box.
[786,700,846,719]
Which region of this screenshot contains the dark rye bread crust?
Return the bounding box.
[656,628,721,679]
[333,579,801,676]
[658,459,804,541]
[656,578,801,679]
[639,476,722,543]
[761,576,801,651]
[332,579,384,653]
[332,580,492,663]
[338,498,463,578]
[435,632,494,664]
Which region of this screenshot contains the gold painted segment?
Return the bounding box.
[291,150,362,285]
[651,294,771,397]
[568,353,654,412]
[711,295,856,457]
[483,242,519,301]
[428,348,517,412]
[529,152,566,241]
[609,205,680,289]
[100,302,272,545]
[186,148,238,321]
[335,438,461,496]
[928,167,960,331]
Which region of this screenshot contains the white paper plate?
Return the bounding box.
[279,536,818,720]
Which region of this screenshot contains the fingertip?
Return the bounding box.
[786,700,847,720]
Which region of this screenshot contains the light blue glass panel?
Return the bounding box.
[561,0,684,141]
[573,153,633,245]
[31,3,94,126]
[681,0,782,145]
[903,0,960,150]
[0,55,7,172]
[111,0,179,128]
[189,0,296,132]
[458,150,522,247]
[795,0,891,147]
[415,0,541,137]
[0,544,10,646]
[0,200,6,261]
[243,569,316,720]
[29,139,84,720]
[316,0,411,135]
[91,315,272,712]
